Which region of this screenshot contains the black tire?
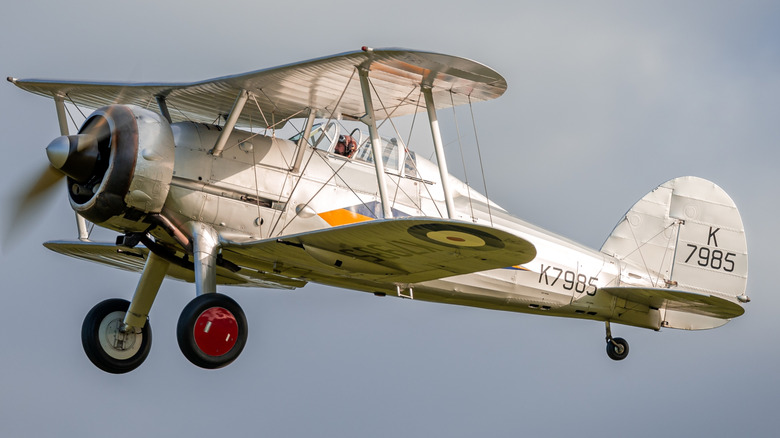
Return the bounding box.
[82,298,152,374]
[177,293,248,369]
[606,337,629,361]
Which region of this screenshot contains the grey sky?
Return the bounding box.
[2,1,779,437]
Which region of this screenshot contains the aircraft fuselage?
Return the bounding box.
[143,122,661,331]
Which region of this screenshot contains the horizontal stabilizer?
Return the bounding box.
[601,286,744,329]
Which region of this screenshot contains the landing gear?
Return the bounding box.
[81,298,152,374]
[606,337,629,361]
[177,293,248,369]
[605,321,629,361]
[80,223,251,372]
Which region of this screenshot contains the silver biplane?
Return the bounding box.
[7,47,749,373]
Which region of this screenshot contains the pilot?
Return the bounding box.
[335,135,357,158]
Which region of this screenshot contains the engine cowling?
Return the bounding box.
[46,105,175,228]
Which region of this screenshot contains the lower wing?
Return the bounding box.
[221,218,536,285]
[44,218,536,291]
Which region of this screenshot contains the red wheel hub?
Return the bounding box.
[193,307,239,357]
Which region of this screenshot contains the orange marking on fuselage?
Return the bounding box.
[318,209,374,227]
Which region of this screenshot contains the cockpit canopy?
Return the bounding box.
[290,122,418,178]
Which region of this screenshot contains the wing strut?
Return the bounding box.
[53,95,90,241]
[155,95,173,124]
[211,89,250,157]
[422,86,455,219]
[358,67,392,219]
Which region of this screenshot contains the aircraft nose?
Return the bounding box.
[45,135,70,169]
[45,134,100,182]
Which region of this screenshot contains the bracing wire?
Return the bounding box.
[63,103,79,132]
[270,69,357,236]
[404,89,421,150]
[624,220,679,287]
[166,100,195,124]
[368,79,443,218]
[250,93,271,132]
[275,156,353,236]
[269,150,317,237]
[468,96,493,226]
[65,94,87,119]
[450,91,475,221]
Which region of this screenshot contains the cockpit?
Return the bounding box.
[289,122,419,179]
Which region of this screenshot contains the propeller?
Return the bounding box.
[2,115,108,251]
[2,164,65,250]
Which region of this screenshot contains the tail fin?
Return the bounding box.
[601,176,748,328]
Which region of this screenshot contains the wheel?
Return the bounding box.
[177,293,248,369]
[606,337,629,361]
[81,298,152,374]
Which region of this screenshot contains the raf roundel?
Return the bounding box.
[406,223,505,251]
[426,230,486,247]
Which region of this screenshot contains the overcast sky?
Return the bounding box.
[2,1,779,437]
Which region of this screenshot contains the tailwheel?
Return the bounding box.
[606,337,629,361]
[177,293,248,369]
[82,298,152,374]
[604,321,629,361]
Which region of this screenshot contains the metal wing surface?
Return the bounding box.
[600,287,745,319]
[43,241,305,289]
[9,49,507,128]
[221,218,536,286]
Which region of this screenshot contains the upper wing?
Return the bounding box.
[9,48,506,128]
[221,218,536,286]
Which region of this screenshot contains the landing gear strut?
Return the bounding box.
[81,251,169,373]
[605,321,629,361]
[174,223,249,369]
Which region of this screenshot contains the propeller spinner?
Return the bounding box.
[45,134,100,183]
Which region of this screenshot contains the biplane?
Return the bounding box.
[7,47,749,373]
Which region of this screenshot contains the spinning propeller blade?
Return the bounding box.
[2,164,65,250]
